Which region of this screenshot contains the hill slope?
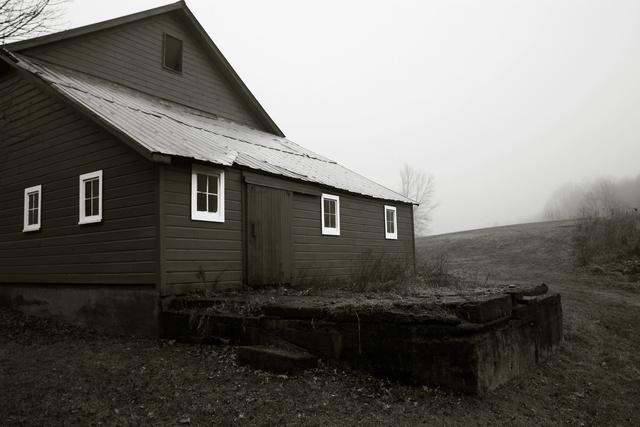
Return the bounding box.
[419,220,640,425]
[418,220,578,286]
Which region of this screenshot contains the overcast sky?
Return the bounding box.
[63,0,640,235]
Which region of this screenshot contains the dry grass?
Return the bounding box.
[1,220,640,426]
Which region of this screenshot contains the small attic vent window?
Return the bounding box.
[163,33,183,73]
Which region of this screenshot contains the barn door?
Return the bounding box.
[246,184,293,286]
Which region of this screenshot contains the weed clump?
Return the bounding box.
[348,248,486,296]
[349,250,410,293]
[572,210,640,266]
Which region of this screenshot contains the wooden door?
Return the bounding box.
[246,184,293,285]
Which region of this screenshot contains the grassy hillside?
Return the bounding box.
[1,220,639,426]
[418,220,578,286]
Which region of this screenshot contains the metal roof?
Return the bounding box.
[11,55,415,204]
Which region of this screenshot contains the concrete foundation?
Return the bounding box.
[0,283,160,337]
[164,284,563,394]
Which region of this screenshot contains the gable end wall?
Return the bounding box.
[21,14,263,129]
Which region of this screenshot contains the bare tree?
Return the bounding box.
[0,0,68,44]
[542,182,585,220]
[399,163,439,235]
[581,177,622,218]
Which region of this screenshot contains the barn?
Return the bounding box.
[0,1,416,336]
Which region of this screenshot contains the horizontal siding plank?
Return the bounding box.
[0,75,158,285]
[165,261,242,275]
[165,249,242,262]
[167,238,242,251]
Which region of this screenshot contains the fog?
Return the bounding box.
[64,0,640,234]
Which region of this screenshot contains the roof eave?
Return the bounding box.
[0,50,163,164]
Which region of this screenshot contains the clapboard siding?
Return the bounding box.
[161,162,243,294]
[25,15,262,129]
[0,73,157,285]
[292,191,414,283]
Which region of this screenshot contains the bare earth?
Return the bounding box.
[1,220,639,426]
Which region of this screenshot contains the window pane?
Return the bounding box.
[386,209,396,234]
[28,209,36,225]
[92,198,99,216]
[85,199,92,216]
[323,198,338,229]
[324,199,334,215]
[208,194,218,213]
[92,178,99,196]
[85,180,92,198]
[164,35,183,72]
[197,174,207,193]
[324,212,333,228]
[210,175,219,196]
[196,192,206,212]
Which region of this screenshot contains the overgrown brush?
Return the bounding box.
[573,210,640,265]
[414,250,464,288]
[349,249,480,294]
[349,249,410,293]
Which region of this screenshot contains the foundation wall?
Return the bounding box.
[164,284,563,394]
[0,284,160,338]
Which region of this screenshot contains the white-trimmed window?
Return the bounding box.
[79,170,102,224]
[23,185,42,232]
[384,205,398,239]
[191,165,225,222]
[321,194,340,236]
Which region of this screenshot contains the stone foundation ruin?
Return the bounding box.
[163,283,563,395]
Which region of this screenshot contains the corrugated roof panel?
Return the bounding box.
[16,55,414,204]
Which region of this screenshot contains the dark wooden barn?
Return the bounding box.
[0,2,415,336]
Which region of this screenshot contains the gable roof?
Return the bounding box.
[3,53,414,204]
[3,1,284,138]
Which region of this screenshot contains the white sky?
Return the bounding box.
[62,0,640,234]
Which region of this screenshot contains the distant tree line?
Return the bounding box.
[542,174,640,220]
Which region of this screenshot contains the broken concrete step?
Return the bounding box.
[237,345,318,375]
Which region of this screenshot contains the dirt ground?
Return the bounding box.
[1,220,639,426]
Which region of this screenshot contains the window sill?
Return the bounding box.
[162,65,183,75]
[322,229,340,236]
[78,218,102,225]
